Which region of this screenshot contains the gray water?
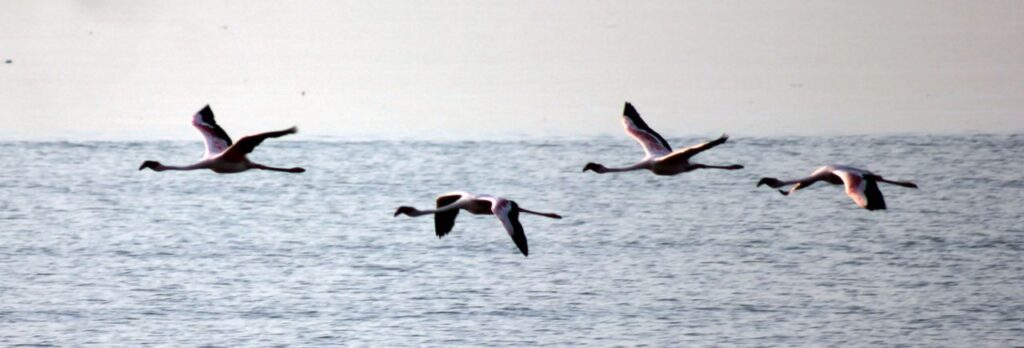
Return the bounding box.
[1,134,1021,347]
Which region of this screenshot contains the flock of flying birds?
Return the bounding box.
[140,102,919,256]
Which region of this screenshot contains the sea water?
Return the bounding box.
[0,134,1021,346]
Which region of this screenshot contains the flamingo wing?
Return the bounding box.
[191,105,233,157]
[862,179,887,210]
[621,102,672,157]
[434,193,464,238]
[492,199,528,257]
[834,169,886,210]
[219,127,297,161]
[662,134,729,161]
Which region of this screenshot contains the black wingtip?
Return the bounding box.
[199,104,213,118]
[864,180,886,211]
[623,102,639,117]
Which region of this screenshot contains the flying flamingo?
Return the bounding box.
[393,192,562,256]
[757,165,918,210]
[139,105,305,174]
[583,102,743,175]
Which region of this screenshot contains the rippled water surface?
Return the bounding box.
[1,134,1022,346]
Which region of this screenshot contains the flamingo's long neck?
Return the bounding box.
[603,162,649,173]
[696,164,742,170]
[760,177,805,188]
[403,203,462,217]
[402,208,430,217]
[603,167,642,173]
[158,162,206,171]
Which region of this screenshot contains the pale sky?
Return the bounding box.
[1,1,1022,140]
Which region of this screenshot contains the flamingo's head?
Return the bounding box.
[139,160,163,171]
[393,206,420,217]
[582,162,607,173]
[757,177,782,188]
